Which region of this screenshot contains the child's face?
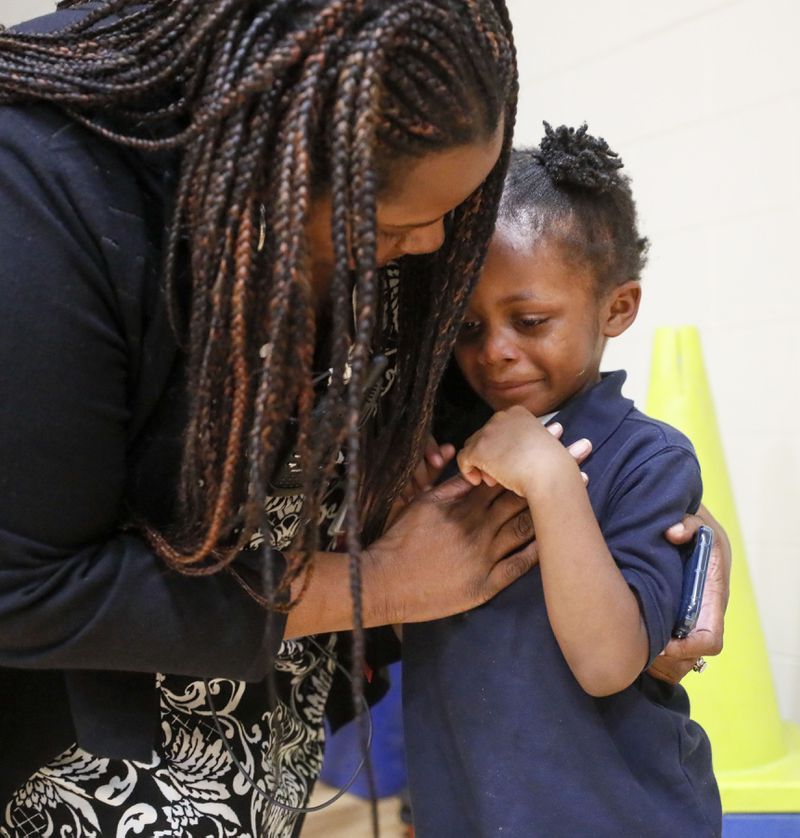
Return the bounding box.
[454,227,637,416]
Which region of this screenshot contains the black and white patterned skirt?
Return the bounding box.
[2,634,338,838]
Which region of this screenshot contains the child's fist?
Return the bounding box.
[458,408,591,498]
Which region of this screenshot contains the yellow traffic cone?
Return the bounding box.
[647,325,800,811]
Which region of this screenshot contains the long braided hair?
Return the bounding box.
[0,0,516,732]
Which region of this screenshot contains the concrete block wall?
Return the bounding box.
[507,0,800,724]
[1,2,51,25]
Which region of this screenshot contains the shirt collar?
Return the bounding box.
[544,371,633,458]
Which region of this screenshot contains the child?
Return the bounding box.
[401,125,722,837]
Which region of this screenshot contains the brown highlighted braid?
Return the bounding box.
[0,0,516,746]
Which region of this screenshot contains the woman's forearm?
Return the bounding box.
[283,475,543,639]
[283,549,391,638]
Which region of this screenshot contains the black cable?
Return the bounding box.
[202,635,374,819]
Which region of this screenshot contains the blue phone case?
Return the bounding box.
[672,525,714,639]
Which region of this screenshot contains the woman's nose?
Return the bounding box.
[400,218,446,256]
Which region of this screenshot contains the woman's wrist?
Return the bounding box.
[283,548,392,638]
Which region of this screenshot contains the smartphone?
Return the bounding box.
[672,525,714,639]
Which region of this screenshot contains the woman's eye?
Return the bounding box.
[518,317,546,330]
[457,320,481,340]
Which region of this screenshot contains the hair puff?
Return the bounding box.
[536,121,624,193]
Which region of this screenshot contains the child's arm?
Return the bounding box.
[458,406,649,697]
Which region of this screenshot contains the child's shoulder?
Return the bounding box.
[587,400,703,527]
[620,407,698,460]
[568,371,699,470]
[572,371,702,500]
[601,406,702,510]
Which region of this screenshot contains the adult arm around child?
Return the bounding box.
[649,504,731,682]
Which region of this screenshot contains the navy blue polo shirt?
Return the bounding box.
[403,371,721,837]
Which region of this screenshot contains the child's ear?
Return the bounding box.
[603,280,641,337]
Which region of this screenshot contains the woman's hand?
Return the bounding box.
[370,475,539,625]
[285,476,538,638]
[647,504,732,684]
[285,436,593,638]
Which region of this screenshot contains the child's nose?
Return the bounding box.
[480,329,519,365]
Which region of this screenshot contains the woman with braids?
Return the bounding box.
[0,2,529,834]
[0,3,728,838]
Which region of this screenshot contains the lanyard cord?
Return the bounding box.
[202,636,374,819]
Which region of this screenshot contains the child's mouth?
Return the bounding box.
[484,378,539,393]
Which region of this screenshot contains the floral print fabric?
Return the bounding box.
[3,269,400,837]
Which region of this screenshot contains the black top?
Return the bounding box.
[0,9,405,831]
[0,91,292,777]
[404,372,721,837]
[0,83,398,810]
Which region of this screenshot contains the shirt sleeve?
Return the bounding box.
[0,106,285,681]
[601,445,703,666]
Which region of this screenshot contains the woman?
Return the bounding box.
[0,2,728,836]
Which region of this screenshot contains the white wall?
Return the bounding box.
[507,0,800,724]
[0,1,53,25]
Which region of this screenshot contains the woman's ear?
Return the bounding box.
[603,280,641,338]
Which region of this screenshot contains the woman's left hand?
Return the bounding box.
[647,503,732,684]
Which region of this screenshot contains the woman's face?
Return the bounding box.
[306,123,505,308]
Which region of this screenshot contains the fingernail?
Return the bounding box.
[670,523,685,534]
[570,438,591,457]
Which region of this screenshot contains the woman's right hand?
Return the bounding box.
[647,504,732,683]
[368,475,538,625]
[285,434,591,639]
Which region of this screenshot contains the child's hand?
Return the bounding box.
[404,437,457,501]
[458,407,588,498]
[387,436,456,526]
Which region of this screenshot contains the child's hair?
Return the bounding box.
[435,122,648,443]
[499,122,649,293]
